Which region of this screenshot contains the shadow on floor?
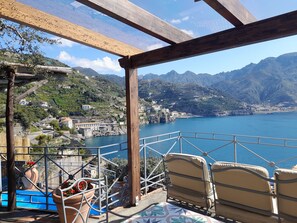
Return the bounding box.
[0,207,59,223]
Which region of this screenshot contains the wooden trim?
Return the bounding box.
[204,0,256,26]
[77,0,192,44]
[5,67,16,211]
[0,0,142,56]
[122,10,297,68]
[124,57,141,205]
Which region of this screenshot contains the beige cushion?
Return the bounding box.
[216,203,278,223]
[165,153,212,208]
[212,162,274,217]
[275,168,297,220]
[167,185,210,207]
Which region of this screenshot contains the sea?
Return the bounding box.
[85,112,297,175]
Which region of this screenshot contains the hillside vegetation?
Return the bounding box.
[0,65,127,129]
[138,79,247,116]
[140,52,297,106]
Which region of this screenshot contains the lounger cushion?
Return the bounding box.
[275,168,297,219]
[212,162,274,216]
[216,203,278,223]
[165,153,212,208]
[167,185,211,207]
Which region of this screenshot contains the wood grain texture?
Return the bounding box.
[124,57,141,205]
[78,0,192,44]
[204,0,256,26]
[125,10,297,68]
[0,0,142,56]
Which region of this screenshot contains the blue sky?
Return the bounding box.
[39,0,297,76]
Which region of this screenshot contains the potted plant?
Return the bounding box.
[53,178,94,223]
[22,160,38,190]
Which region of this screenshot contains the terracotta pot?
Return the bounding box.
[22,167,38,190]
[53,189,95,223]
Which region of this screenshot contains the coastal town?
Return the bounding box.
[17,96,297,148]
[17,98,189,146]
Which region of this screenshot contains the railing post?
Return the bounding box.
[44,145,49,210]
[143,139,147,195]
[233,136,237,163]
[179,132,183,154]
[97,147,102,211]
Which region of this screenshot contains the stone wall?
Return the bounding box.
[0,133,30,161]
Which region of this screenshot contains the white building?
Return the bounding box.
[82,105,92,111]
[59,117,73,129]
[19,99,29,106]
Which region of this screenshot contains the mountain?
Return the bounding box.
[141,52,297,106]
[73,67,100,77]
[138,79,249,116]
[74,66,125,87]
[212,53,297,105]
[141,70,217,86]
[0,66,127,128]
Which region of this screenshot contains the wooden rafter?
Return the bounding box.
[121,10,297,68]
[77,0,192,44]
[0,0,142,56]
[202,0,256,26]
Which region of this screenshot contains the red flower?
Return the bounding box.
[60,179,93,197]
[23,161,36,168]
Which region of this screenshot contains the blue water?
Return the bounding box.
[85,112,297,175]
[86,112,297,146]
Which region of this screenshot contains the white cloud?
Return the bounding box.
[146,43,164,51]
[170,19,181,24]
[181,29,194,37]
[52,37,76,48]
[57,51,122,73]
[170,16,190,24]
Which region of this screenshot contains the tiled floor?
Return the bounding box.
[0,189,167,223]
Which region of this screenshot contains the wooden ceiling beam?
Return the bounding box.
[202,0,256,26]
[77,0,192,44]
[0,0,142,56]
[122,10,297,68]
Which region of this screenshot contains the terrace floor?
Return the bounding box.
[0,189,167,223]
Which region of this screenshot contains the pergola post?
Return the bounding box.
[5,66,16,211]
[122,56,141,206]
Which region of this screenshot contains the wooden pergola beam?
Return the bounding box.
[203,0,256,26]
[77,0,192,44]
[122,10,297,68]
[0,0,142,56]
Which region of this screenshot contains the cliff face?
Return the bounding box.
[148,111,175,124]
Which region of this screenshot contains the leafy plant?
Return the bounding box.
[60,179,93,197]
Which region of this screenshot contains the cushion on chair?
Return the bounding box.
[165,153,212,208]
[212,162,274,216]
[275,168,297,220]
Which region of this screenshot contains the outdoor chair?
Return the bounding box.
[164,153,213,209]
[211,161,278,223]
[275,168,297,223]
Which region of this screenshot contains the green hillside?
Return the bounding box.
[0,68,126,130]
[138,79,248,116]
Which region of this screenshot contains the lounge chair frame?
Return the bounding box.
[210,163,278,223]
[163,153,212,209]
[275,169,297,223]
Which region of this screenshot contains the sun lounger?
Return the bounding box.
[164,153,213,209]
[275,168,297,223]
[211,162,278,223]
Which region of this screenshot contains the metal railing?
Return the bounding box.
[1,131,297,214]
